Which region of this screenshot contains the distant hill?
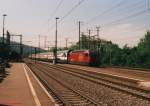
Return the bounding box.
[0,37,45,57]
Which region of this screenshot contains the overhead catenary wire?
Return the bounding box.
[82,0,144,29]
[47,0,149,48]
[102,9,150,28]
[55,0,146,38]
[115,0,144,13]
[48,0,64,22]
[66,0,144,38]
[60,0,86,22]
[39,0,64,34]
[102,0,146,22]
[49,0,86,31]
[66,0,147,40]
[98,0,150,28]
[86,0,126,24]
[80,0,149,47]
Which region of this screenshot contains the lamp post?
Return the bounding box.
[54,17,59,64]
[2,14,7,44]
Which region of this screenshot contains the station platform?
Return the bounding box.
[0,63,56,106]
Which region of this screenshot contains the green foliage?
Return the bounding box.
[68,31,150,68]
[136,31,150,68]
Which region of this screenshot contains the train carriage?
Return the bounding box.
[31,49,100,66]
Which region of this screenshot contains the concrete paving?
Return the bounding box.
[0,63,55,106]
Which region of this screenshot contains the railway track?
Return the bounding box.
[25,60,150,106]
[40,62,150,99]
[26,61,103,106]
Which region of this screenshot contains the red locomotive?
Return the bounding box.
[67,50,100,66]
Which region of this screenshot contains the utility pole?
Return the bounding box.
[54,17,59,64]
[20,35,23,58]
[38,35,41,58]
[88,29,91,49]
[6,31,10,59]
[44,36,47,49]
[47,47,50,59]
[78,21,81,50]
[96,26,100,38]
[6,30,10,45]
[2,14,7,44]
[34,48,37,63]
[96,26,100,50]
[30,42,32,58]
[93,36,96,49]
[81,32,84,49]
[65,38,68,49]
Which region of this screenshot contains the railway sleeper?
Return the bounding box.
[62,96,85,100]
[71,102,93,106]
[65,98,88,102]
[60,93,81,96]
[61,96,88,101]
[60,93,80,97]
[68,101,91,106]
[67,100,90,104]
[61,93,81,97]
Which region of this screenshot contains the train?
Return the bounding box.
[31,50,100,66]
[68,50,100,66]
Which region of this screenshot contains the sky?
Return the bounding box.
[0,0,150,48]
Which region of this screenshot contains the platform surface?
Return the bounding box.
[0,63,55,106]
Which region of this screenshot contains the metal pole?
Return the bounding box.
[44,36,47,49]
[30,46,32,59]
[78,21,81,50]
[88,29,91,49]
[55,17,59,64]
[96,26,101,51]
[96,26,100,38]
[65,38,68,49]
[81,32,84,49]
[20,35,23,59]
[2,14,7,44]
[30,42,32,59]
[38,35,40,58]
[34,48,37,63]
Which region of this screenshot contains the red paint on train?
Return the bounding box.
[68,50,100,66]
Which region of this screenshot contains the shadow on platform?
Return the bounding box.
[0,70,10,83]
[0,104,11,106]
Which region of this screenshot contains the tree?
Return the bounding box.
[136,31,150,68]
[67,31,150,68]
